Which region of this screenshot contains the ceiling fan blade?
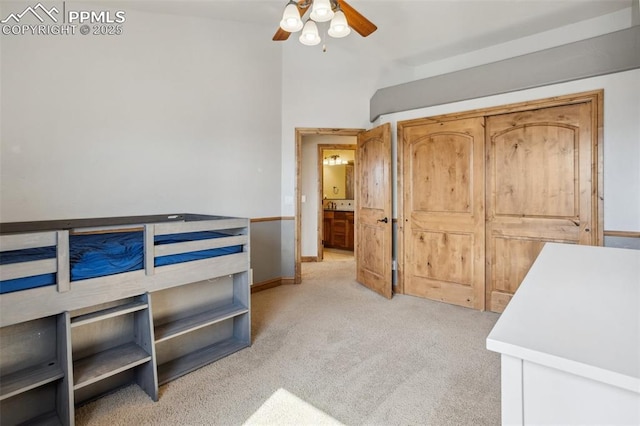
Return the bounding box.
[339,0,377,37]
[273,27,292,41]
[272,1,308,41]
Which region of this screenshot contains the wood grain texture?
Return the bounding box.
[72,342,151,389]
[0,216,251,423]
[486,102,598,312]
[397,91,604,312]
[0,253,248,327]
[0,231,56,251]
[56,231,70,293]
[410,133,472,213]
[0,258,56,281]
[356,123,392,299]
[70,301,148,328]
[402,117,485,309]
[154,303,247,343]
[153,235,248,257]
[58,311,74,426]
[603,230,640,238]
[157,338,247,385]
[339,0,377,37]
[0,360,63,401]
[250,217,292,223]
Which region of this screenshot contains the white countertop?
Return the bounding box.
[487,243,640,393]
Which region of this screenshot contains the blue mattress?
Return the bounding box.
[0,231,242,294]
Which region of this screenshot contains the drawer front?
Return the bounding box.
[333,220,347,233]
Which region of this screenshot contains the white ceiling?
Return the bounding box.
[108,0,634,67]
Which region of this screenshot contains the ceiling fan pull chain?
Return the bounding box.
[323,23,328,52]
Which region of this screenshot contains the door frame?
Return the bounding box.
[317,144,357,261]
[295,128,364,284]
[396,90,604,296]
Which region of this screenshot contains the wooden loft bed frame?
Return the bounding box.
[0,213,251,426]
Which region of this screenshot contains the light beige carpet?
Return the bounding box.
[76,260,501,425]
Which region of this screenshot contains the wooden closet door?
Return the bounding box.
[403,117,485,309]
[486,102,597,313]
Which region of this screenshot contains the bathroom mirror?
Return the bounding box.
[322,150,354,200]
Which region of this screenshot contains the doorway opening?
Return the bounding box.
[294,128,363,284]
[318,145,356,262]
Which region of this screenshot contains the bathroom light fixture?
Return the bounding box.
[276,0,371,46]
[323,155,348,166]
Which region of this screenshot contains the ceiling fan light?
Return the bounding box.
[328,10,350,38]
[280,2,303,32]
[299,19,321,46]
[310,0,334,22]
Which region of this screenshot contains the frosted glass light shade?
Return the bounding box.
[299,20,321,45]
[310,0,334,22]
[280,2,303,32]
[328,10,350,38]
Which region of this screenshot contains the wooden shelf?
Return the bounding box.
[0,360,64,401]
[157,338,248,385]
[73,342,151,390]
[0,216,251,424]
[154,303,248,343]
[21,410,63,426]
[71,301,148,328]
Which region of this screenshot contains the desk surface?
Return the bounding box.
[487,243,640,393]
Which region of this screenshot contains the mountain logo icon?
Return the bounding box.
[1,3,59,24]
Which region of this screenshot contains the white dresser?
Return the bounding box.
[487,243,640,425]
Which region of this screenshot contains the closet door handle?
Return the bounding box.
[377,217,389,223]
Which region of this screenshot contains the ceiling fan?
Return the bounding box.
[273,0,377,45]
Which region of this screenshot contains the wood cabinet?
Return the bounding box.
[324,210,354,251]
[323,214,332,248]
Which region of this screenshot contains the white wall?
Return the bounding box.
[411,7,633,81]
[380,69,640,232]
[0,6,282,221]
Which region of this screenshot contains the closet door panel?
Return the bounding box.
[410,134,472,213]
[486,102,596,312]
[491,237,545,294]
[403,117,485,309]
[411,230,473,286]
[492,125,578,218]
